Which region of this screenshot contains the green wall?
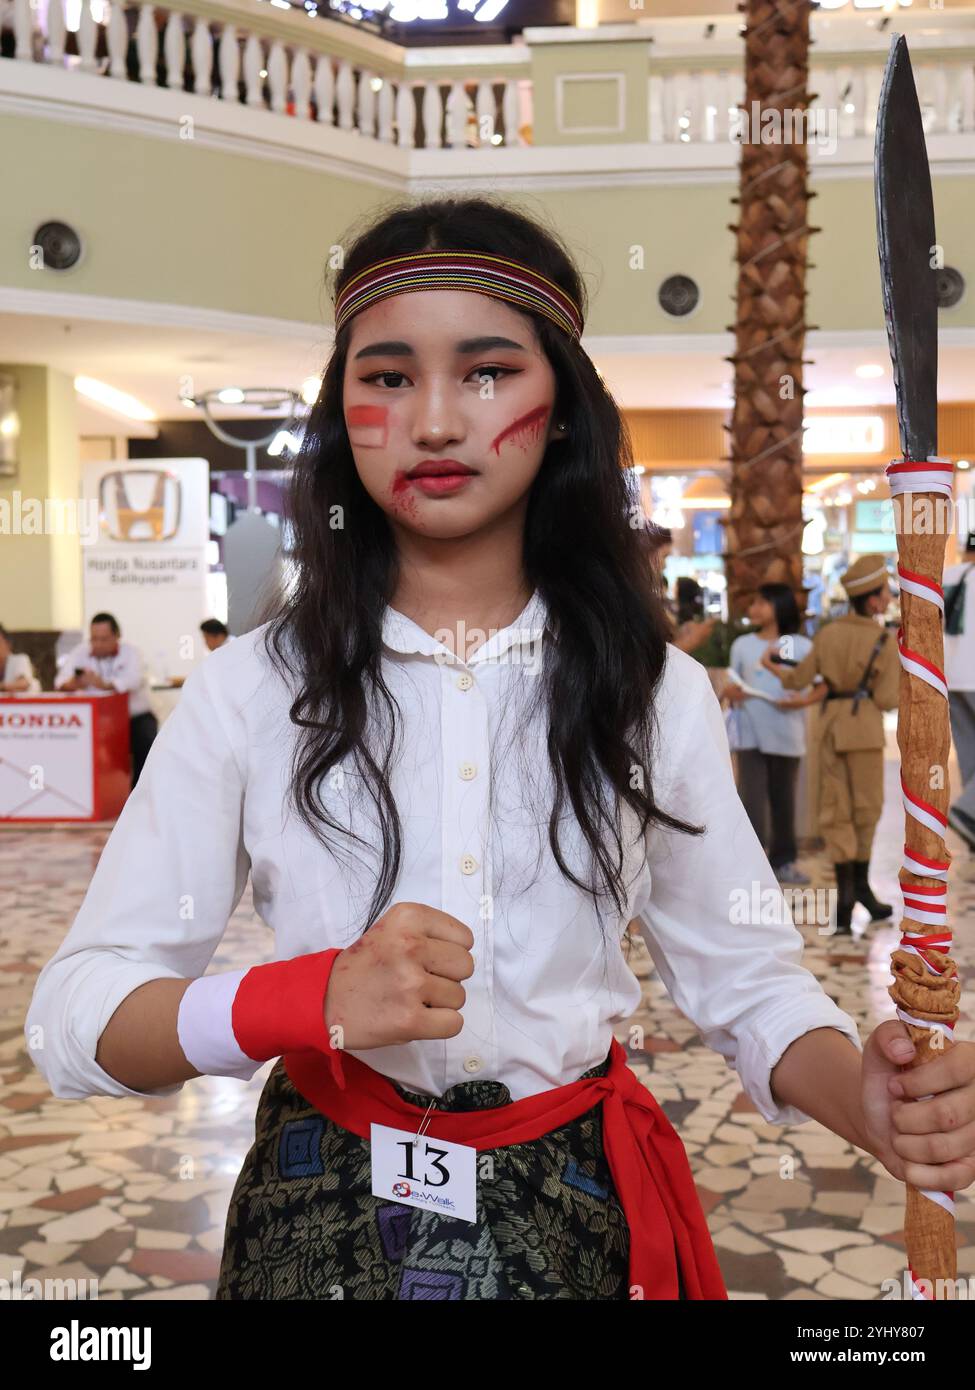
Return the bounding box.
[0,365,81,631]
[5,113,970,336]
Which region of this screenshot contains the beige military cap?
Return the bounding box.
[840,554,890,597]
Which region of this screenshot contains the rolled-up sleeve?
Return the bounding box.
[24,656,251,1099]
[634,652,861,1125]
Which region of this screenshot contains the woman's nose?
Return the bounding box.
[410,383,465,450]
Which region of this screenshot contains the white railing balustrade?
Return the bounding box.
[0,0,528,149]
[648,60,975,144]
[2,1,975,152]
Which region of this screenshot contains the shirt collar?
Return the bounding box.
[382,590,548,666]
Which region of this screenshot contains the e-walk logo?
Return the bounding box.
[50,1321,151,1371]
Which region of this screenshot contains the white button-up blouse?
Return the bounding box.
[26,591,861,1119]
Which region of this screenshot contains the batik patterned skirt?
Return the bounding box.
[216,1053,656,1301]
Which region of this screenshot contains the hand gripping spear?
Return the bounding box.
[875,33,960,1301]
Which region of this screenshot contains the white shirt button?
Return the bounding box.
[463,1056,483,1074]
[456,672,474,691]
[460,854,478,875]
[459,762,477,780]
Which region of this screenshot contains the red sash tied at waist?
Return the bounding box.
[284,1026,727,1300]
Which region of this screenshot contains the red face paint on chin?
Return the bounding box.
[347,404,389,449]
[488,404,551,456]
[389,469,419,518]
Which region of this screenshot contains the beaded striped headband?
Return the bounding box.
[333,251,584,342]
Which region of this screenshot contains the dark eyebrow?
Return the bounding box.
[353,335,529,361]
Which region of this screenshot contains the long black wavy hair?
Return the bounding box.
[263,194,702,936]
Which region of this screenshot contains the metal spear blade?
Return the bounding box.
[874,33,939,462]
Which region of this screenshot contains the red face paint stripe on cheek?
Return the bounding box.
[347,404,389,448]
[489,404,550,456]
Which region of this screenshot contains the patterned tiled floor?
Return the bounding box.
[1,746,973,1300]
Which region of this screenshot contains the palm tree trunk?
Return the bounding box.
[725,0,814,616]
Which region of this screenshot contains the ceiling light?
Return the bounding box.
[805,472,851,494]
[300,376,322,406]
[74,377,156,422]
[268,430,302,458]
[855,364,885,379]
[803,415,884,454]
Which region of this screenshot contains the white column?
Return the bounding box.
[242,33,264,108]
[422,80,443,149]
[648,72,664,143]
[314,54,335,126]
[929,63,948,135]
[105,0,128,78]
[135,3,157,85]
[191,16,212,98]
[959,61,975,133]
[869,63,885,137]
[848,66,866,137]
[292,48,311,120]
[502,78,519,146]
[77,0,98,73]
[358,68,377,138]
[336,59,355,130]
[699,70,718,142]
[396,80,415,147]
[267,39,287,114]
[725,67,744,143]
[377,75,394,142]
[218,22,238,103]
[475,79,495,145]
[163,11,184,92]
[45,0,66,64]
[836,65,856,139]
[445,79,468,148]
[13,0,33,60]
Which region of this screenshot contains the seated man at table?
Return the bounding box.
[55,612,158,787]
[0,624,40,693]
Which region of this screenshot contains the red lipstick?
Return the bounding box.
[398,459,479,497]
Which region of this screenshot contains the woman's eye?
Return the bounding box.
[365,371,408,388]
[469,365,510,384]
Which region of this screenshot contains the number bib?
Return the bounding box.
[370,1123,477,1224]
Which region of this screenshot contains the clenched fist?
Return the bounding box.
[324,901,475,1051]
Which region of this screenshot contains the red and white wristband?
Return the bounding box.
[176,948,346,1087]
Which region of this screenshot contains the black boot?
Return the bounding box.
[853,860,892,921]
[832,861,856,936]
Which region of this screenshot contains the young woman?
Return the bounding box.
[26,197,975,1301]
[726,583,824,884]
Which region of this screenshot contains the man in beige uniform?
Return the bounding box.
[762,555,900,934]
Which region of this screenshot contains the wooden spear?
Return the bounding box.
[875,33,961,1300]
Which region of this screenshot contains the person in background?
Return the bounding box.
[944,529,975,850]
[672,576,717,656]
[762,555,900,936]
[726,584,825,886]
[0,624,40,693]
[56,613,159,787]
[200,618,231,653]
[644,529,718,657]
